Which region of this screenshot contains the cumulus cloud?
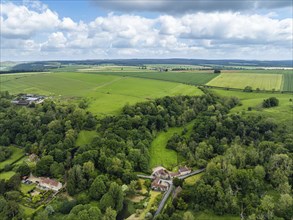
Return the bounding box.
[91,0,292,13]
[1,1,292,60]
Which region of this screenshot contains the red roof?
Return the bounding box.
[40,177,59,187]
[179,166,190,173]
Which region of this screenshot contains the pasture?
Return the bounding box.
[0,171,16,180]
[0,72,202,115]
[212,89,293,128]
[149,120,195,169]
[207,73,283,91]
[0,146,24,170]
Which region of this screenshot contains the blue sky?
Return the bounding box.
[1,0,292,61]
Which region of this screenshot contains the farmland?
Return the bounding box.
[282,73,293,91]
[86,70,219,85]
[206,72,283,91]
[0,72,202,115]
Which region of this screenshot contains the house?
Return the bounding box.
[39,177,62,191]
[170,172,179,178]
[151,178,168,192]
[178,166,191,176]
[153,168,170,179]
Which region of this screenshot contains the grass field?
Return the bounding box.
[0,72,202,115]
[184,173,204,186]
[140,191,161,219]
[0,171,16,180]
[282,73,293,91]
[149,120,195,169]
[0,146,24,170]
[76,130,97,146]
[20,183,36,194]
[207,73,283,91]
[87,70,219,86]
[212,89,293,129]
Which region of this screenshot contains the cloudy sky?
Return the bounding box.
[0,0,292,61]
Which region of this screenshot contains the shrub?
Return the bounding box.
[263,97,279,108]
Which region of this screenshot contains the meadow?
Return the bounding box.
[206,73,283,91]
[0,146,24,170]
[76,130,97,147]
[0,72,202,115]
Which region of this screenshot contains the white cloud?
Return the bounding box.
[1,1,292,60]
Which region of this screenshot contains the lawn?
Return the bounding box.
[282,73,293,92]
[0,146,24,170]
[149,120,195,169]
[0,72,202,115]
[76,130,97,146]
[20,183,36,194]
[20,204,37,217]
[0,171,16,180]
[206,73,283,91]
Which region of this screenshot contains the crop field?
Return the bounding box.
[207,73,283,91]
[282,73,293,91]
[0,146,24,170]
[0,72,202,115]
[87,70,219,85]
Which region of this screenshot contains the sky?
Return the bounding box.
[0,0,292,61]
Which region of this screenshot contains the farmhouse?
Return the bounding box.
[151,178,168,192]
[39,177,62,191]
[153,168,170,180]
[11,94,45,106]
[178,166,191,175]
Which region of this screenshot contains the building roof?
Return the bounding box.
[179,166,190,173]
[40,177,60,187]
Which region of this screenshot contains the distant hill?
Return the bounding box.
[1,59,292,73]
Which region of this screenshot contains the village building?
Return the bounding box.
[178,166,191,176]
[39,177,62,191]
[11,94,45,106]
[29,154,39,162]
[151,178,168,192]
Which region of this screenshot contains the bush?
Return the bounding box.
[262,97,279,108]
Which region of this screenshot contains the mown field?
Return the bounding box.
[282,73,293,91]
[0,72,202,115]
[207,73,283,91]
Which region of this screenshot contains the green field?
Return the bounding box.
[0,146,24,170]
[0,72,202,115]
[76,130,97,146]
[149,121,195,169]
[87,70,219,85]
[20,183,36,194]
[184,173,204,186]
[207,73,283,91]
[0,171,16,180]
[212,89,293,128]
[282,73,293,91]
[193,211,239,220]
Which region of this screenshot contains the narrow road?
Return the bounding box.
[154,182,174,217]
[178,168,205,180]
[137,174,155,180]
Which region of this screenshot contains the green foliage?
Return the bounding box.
[262,97,279,108]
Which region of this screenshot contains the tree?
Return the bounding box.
[173,177,184,187]
[89,177,107,200]
[36,155,54,176]
[102,207,117,220]
[243,86,253,92]
[183,211,194,220]
[108,182,124,212]
[16,163,30,176]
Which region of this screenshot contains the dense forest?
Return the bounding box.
[0,90,292,219]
